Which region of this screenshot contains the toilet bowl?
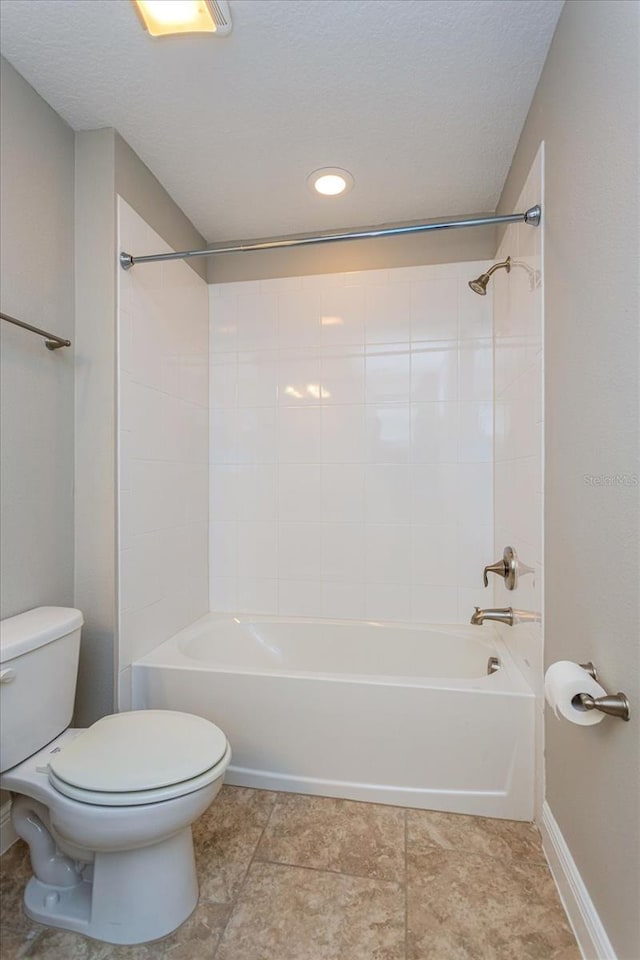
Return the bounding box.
[0,608,231,944]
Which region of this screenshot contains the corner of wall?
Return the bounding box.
[73,128,118,725]
[114,132,207,282]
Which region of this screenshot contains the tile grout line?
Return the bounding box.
[407,839,548,866]
[14,927,45,957]
[210,791,279,960]
[248,855,405,886]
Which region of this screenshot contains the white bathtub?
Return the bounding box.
[132,614,535,820]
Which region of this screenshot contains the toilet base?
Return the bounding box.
[24,827,198,945]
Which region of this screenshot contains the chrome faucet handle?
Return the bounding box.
[483,546,518,590]
[483,558,507,587]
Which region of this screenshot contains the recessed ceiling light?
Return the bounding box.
[133,0,232,37]
[308,167,354,197]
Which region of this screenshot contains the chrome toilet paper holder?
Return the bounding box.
[575,663,630,721]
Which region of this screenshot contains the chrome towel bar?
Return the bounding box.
[1,311,71,351]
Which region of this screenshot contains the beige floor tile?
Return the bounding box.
[19,928,168,960]
[0,927,41,960]
[193,785,277,903]
[548,947,582,960]
[216,861,405,960]
[0,842,44,940]
[407,847,579,960]
[94,940,171,960]
[2,904,225,960]
[0,790,580,960]
[407,808,545,862]
[162,901,231,959]
[256,793,406,881]
[20,929,110,959]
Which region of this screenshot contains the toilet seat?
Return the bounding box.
[47,710,230,806]
[48,743,231,806]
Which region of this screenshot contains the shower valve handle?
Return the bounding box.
[483,546,518,591]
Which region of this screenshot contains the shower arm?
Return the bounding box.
[483,257,511,280]
[119,205,541,270]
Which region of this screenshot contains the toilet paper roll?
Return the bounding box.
[544,661,607,726]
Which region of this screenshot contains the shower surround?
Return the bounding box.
[209,262,495,623]
[117,212,537,821]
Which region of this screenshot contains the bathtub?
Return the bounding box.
[132,614,535,820]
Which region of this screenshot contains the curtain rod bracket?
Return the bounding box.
[524,205,541,226]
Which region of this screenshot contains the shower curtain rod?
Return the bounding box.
[119,205,540,270]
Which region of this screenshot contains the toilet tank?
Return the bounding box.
[0,607,83,773]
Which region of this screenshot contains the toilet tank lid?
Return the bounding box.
[0,607,83,663]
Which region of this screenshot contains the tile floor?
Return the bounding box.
[0,787,580,959]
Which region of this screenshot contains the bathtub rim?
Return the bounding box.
[133,611,533,695]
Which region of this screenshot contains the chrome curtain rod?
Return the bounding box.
[0,311,71,350]
[120,205,541,270]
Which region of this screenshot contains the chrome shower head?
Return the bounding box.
[468,256,511,295]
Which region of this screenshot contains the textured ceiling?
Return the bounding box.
[0,0,562,242]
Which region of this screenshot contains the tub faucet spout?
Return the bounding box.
[470,607,514,626]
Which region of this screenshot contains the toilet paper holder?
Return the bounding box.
[576,662,630,721]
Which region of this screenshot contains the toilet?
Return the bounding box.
[0,606,231,945]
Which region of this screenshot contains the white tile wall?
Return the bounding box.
[117,199,209,693]
[209,261,495,623]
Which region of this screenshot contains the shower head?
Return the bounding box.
[468,256,511,295]
[468,274,491,296]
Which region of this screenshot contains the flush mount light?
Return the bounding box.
[133,0,232,37]
[308,167,354,197]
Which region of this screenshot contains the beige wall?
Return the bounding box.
[498,2,639,956]
[0,57,75,619]
[0,58,75,832]
[0,61,206,731]
[207,219,497,284]
[73,128,207,725]
[114,133,207,283]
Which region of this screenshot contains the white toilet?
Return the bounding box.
[0,606,231,945]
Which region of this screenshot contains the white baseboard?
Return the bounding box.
[0,795,17,855]
[541,801,616,960]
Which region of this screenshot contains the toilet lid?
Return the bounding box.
[48,710,228,793]
[48,743,231,806]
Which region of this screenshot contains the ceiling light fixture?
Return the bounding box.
[133,0,232,37]
[308,167,354,197]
